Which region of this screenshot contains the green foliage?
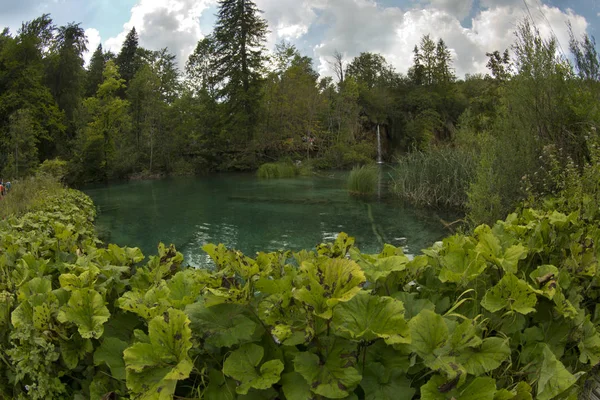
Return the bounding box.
[0,174,63,219]
[348,164,378,196]
[2,182,600,399]
[392,146,476,209]
[256,161,298,179]
[75,60,132,182]
[212,0,268,140]
[314,141,377,170]
[37,158,68,181]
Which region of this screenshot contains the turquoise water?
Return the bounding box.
[84,172,454,267]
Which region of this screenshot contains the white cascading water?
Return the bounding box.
[377,124,383,164]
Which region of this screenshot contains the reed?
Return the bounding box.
[391,147,476,209]
[348,165,378,196]
[257,161,298,179]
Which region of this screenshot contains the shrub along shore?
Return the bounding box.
[0,178,599,399]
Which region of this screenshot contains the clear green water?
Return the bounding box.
[83,171,455,267]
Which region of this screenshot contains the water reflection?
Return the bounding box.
[84,172,456,268]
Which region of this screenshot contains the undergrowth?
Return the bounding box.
[392,146,477,209]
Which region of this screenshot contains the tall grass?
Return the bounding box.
[257,161,298,179]
[0,174,63,219]
[391,147,476,209]
[348,165,378,196]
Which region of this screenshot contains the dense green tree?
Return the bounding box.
[85,44,107,97]
[0,15,65,163]
[45,22,87,148]
[346,52,397,125]
[115,27,140,88]
[77,60,131,181]
[212,0,268,141]
[259,43,325,158]
[409,35,454,86]
[186,36,218,97]
[4,109,38,178]
[143,48,180,104]
[128,63,163,171]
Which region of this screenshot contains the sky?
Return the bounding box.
[1,0,599,78]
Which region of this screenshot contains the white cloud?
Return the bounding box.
[306,1,588,78]
[104,0,217,69]
[83,28,101,66]
[96,0,589,79]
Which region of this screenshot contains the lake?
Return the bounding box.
[83,171,455,267]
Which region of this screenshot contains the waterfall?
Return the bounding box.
[376,124,383,164]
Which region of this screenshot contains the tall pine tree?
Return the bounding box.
[85,44,107,97]
[46,22,88,144]
[212,0,268,141]
[116,27,139,89]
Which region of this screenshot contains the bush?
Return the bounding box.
[37,158,69,182]
[348,164,378,196]
[313,141,376,170]
[257,161,298,179]
[392,146,477,209]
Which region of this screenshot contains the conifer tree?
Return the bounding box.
[116,27,139,87]
[212,0,268,140]
[85,44,107,97]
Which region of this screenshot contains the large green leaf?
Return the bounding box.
[223,343,284,395]
[474,225,527,274]
[409,309,448,359]
[438,235,487,284]
[281,372,312,400]
[537,345,580,400]
[118,283,171,320]
[57,288,110,339]
[294,340,362,399]
[481,274,537,315]
[293,258,366,319]
[204,369,236,400]
[458,337,511,375]
[578,318,600,365]
[421,375,496,400]
[60,333,93,370]
[185,302,260,347]
[364,340,411,373]
[332,291,410,345]
[360,362,414,400]
[123,309,193,399]
[166,269,206,308]
[94,337,129,380]
[349,247,409,282]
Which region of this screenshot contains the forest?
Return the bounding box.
[1,0,598,226]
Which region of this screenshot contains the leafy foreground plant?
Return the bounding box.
[1,188,600,399]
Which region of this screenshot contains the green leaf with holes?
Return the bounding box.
[481,274,537,315]
[123,309,193,399]
[293,258,366,319]
[57,288,110,339]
